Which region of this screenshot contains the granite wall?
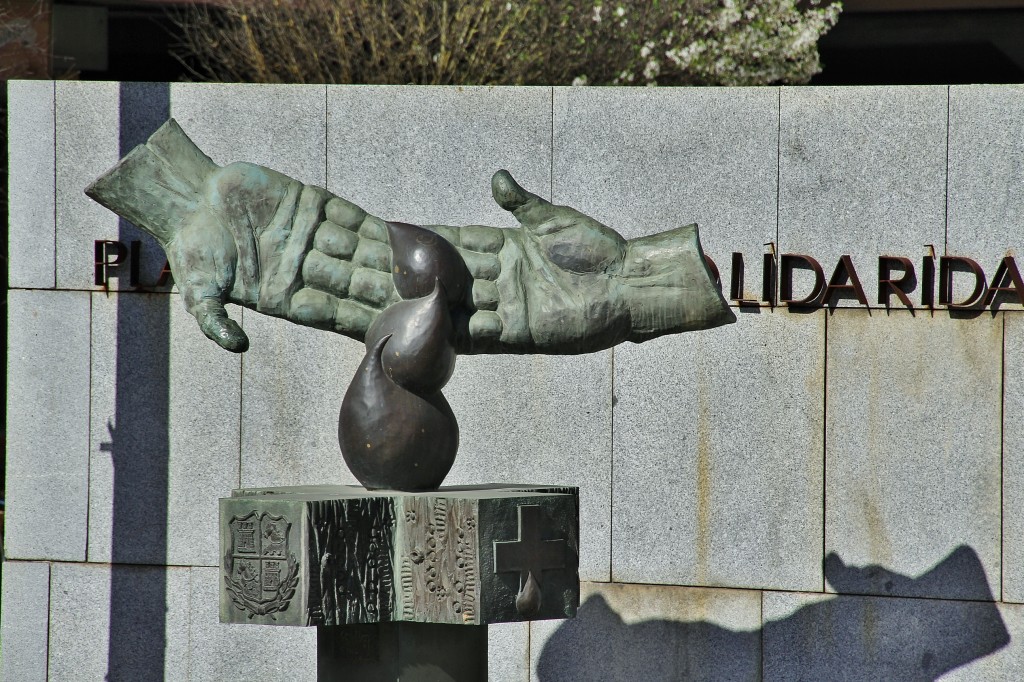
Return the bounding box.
[4,81,1024,680]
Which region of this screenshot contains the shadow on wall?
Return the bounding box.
[537,546,1009,682]
[106,82,172,681]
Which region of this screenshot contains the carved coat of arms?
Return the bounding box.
[224,511,300,619]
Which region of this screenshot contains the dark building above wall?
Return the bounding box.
[3,0,1024,85]
[2,1,195,82]
[816,1,1024,85]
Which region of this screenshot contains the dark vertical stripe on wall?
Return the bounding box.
[108,82,171,681]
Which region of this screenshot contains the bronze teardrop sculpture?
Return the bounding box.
[364,280,456,395]
[387,221,471,305]
[339,335,459,491]
[515,571,542,617]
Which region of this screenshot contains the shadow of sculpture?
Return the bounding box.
[537,545,1009,682]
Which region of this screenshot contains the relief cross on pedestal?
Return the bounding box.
[493,505,567,617]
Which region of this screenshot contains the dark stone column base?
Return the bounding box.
[318,621,487,682]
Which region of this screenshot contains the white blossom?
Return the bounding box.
[643,58,660,81]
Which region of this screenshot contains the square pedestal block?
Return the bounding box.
[220,485,580,627]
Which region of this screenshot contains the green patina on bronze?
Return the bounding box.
[85,118,735,356]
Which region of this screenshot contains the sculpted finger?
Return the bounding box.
[468,310,503,345]
[492,166,624,226]
[169,214,248,353]
[494,183,626,275]
[302,250,355,295]
[423,224,504,282]
[290,288,378,338]
[491,169,541,212]
[459,225,505,254]
[491,170,558,227]
[324,196,367,231]
[472,279,499,311]
[313,220,360,260]
[462,251,501,281]
[173,249,247,351]
[189,298,249,353]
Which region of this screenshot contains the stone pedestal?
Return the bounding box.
[219,484,579,679]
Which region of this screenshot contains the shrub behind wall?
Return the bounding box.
[172,0,841,86]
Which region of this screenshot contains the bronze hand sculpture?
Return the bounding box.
[86,119,734,357]
[87,118,735,491]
